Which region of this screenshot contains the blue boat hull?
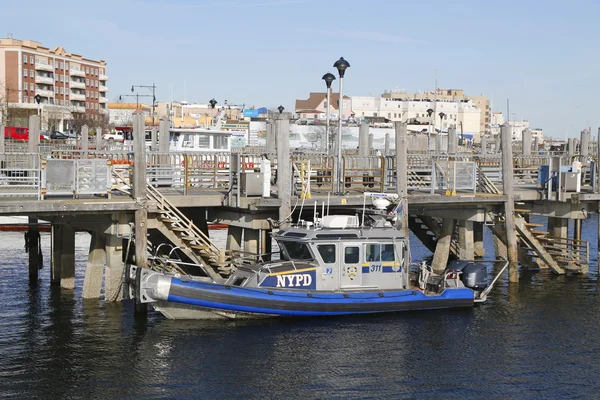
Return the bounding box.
[165,278,475,317]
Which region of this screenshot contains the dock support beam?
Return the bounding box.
[261,229,272,261]
[358,122,369,156]
[52,224,76,290]
[501,123,519,282]
[276,116,291,225]
[458,220,474,260]
[432,218,456,274]
[243,229,259,255]
[474,222,485,257]
[82,230,106,299]
[27,217,40,284]
[549,217,568,240]
[493,228,508,259]
[226,226,243,251]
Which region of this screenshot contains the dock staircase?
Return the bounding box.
[492,203,589,274]
[146,184,230,280]
[112,169,230,281]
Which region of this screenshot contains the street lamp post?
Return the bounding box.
[209,98,217,126]
[426,108,434,154]
[322,72,336,154]
[131,84,157,125]
[333,57,350,194]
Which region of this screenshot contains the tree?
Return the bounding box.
[309,124,352,152]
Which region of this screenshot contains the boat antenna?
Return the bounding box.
[313,201,317,225]
[321,201,325,224]
[327,193,330,216]
[361,192,368,227]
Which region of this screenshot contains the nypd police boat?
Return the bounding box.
[128,199,507,320]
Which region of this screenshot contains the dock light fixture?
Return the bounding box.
[333,57,350,194]
[322,72,336,154]
[439,112,446,133]
[34,94,42,117]
[277,105,285,114]
[208,98,218,126]
[427,108,434,154]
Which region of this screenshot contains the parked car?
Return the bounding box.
[102,130,125,141]
[50,131,72,140]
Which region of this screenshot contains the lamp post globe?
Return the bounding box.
[427,108,434,117]
[333,57,350,78]
[209,98,217,109]
[277,105,285,114]
[322,72,336,89]
[34,94,42,104]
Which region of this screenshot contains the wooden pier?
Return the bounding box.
[0,114,596,303]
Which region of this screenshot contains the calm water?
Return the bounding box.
[1,217,600,399]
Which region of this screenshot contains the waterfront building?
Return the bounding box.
[351,95,481,137]
[295,92,352,121]
[382,88,490,138]
[0,36,108,131]
[490,112,544,142]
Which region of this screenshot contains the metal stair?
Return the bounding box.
[146,184,229,280]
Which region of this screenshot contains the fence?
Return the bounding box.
[40,159,111,199]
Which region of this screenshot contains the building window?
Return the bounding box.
[23,69,28,77]
[86,67,89,74]
[23,83,27,91]
[86,102,88,109]
[60,87,64,94]
[394,113,397,118]
[65,62,69,71]
[86,90,89,97]
[388,113,391,118]
[95,68,98,75]
[60,75,63,82]
[86,79,89,86]
[23,55,27,63]
[30,56,34,64]
[24,96,28,103]
[30,83,34,91]
[29,70,34,78]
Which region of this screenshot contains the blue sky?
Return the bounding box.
[4,0,600,138]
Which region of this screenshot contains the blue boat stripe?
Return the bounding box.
[362,266,370,273]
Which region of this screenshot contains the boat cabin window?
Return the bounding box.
[214,135,228,150]
[365,244,381,262]
[197,134,210,148]
[364,243,395,262]
[317,244,336,264]
[279,241,313,261]
[344,246,360,264]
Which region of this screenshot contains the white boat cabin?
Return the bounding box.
[169,128,232,152]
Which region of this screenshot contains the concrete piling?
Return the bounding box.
[81,125,89,158]
[474,222,485,257]
[276,116,291,225]
[568,138,575,157]
[243,228,259,254]
[581,129,590,157]
[95,126,103,150]
[104,233,124,302]
[384,133,390,156]
[522,128,531,155]
[432,218,456,274]
[226,226,243,251]
[533,136,539,154]
[501,123,519,282]
[481,136,488,156]
[394,122,409,238]
[458,220,475,260]
[27,217,40,284]
[358,122,369,156]
[448,125,458,154]
[132,113,148,268]
[82,230,106,299]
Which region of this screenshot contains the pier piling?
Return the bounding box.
[226,226,243,251]
[458,220,475,260]
[501,123,519,282]
[384,133,390,155]
[522,129,531,155]
[82,229,106,299]
[105,233,124,302]
[581,129,590,157]
[276,115,291,224]
[448,125,457,154]
[27,217,40,284]
[243,229,259,254]
[474,222,485,257]
[431,218,456,273]
[133,113,148,268]
[81,125,89,158]
[96,126,103,150]
[395,122,408,238]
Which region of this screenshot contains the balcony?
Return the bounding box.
[70,93,85,101]
[35,62,53,72]
[71,105,85,113]
[70,80,85,89]
[35,75,54,85]
[99,74,108,81]
[70,68,85,77]
[99,108,108,114]
[99,97,108,104]
[36,89,54,98]
[99,85,108,92]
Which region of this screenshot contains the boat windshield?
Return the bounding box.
[278,241,314,261]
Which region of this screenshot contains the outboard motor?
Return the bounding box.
[446,260,488,292]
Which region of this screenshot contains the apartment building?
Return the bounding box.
[0,36,108,130]
[351,95,481,136]
[295,92,352,121]
[382,88,490,139]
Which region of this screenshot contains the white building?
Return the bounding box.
[351,96,481,137]
[489,112,544,142]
